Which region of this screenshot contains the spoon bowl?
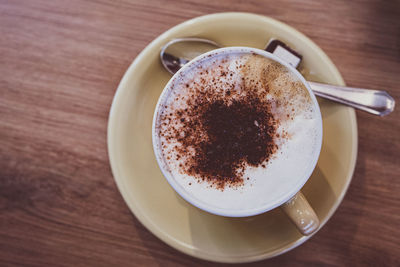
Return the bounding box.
[160,38,221,74]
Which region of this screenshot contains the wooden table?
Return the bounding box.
[1,0,399,266]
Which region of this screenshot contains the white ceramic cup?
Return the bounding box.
[152,47,323,235]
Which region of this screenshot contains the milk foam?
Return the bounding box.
[154,50,322,213]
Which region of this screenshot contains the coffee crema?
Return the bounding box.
[154,50,320,211]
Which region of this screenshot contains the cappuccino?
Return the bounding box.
[153,48,322,214]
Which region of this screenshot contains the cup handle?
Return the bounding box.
[281,191,319,235]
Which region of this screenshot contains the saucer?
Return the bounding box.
[107,12,358,263]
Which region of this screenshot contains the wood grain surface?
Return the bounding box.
[1,0,399,266]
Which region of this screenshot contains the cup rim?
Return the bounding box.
[152,46,323,217]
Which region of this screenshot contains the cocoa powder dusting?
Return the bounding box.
[187,97,277,189]
[158,54,295,190]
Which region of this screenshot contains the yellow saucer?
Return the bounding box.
[107,12,358,263]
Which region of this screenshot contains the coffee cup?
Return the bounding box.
[152,47,322,235]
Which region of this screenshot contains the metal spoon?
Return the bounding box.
[160,38,395,116]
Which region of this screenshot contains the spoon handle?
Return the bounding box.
[308,81,395,116]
